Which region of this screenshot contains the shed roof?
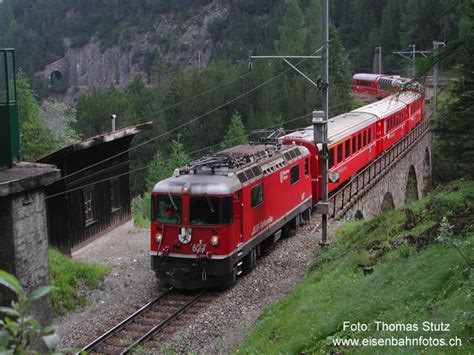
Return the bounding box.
[37,122,152,163]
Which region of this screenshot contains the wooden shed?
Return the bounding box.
[38,123,151,253]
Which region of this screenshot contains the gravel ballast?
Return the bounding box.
[56,217,330,353]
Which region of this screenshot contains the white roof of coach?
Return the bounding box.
[353,73,381,81]
[283,111,377,148]
[282,91,421,148]
[354,91,421,118]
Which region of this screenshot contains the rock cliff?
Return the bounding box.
[43,1,229,91]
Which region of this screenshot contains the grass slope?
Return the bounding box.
[237,181,473,354]
[49,249,111,314]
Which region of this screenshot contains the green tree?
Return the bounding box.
[400,0,447,49]
[145,151,168,191]
[275,0,307,55]
[221,112,248,149]
[304,0,323,52]
[430,0,474,182]
[168,135,191,169]
[328,25,352,116]
[16,72,57,161]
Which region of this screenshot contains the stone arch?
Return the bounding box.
[381,192,395,211]
[50,70,63,84]
[422,147,431,196]
[405,165,419,203]
[354,210,364,220]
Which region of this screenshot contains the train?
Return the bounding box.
[150,85,424,290]
[352,73,410,99]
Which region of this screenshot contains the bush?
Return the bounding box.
[131,193,151,228]
[0,270,58,353]
[48,249,110,314]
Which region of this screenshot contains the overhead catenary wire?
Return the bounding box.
[126,69,253,127]
[45,97,356,201]
[44,112,313,200]
[46,47,323,187]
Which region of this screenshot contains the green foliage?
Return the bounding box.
[131,193,151,228]
[132,137,191,226]
[430,0,474,182]
[42,99,80,147]
[0,270,58,353]
[238,180,474,353]
[221,112,248,149]
[275,0,307,55]
[48,248,110,314]
[16,72,57,161]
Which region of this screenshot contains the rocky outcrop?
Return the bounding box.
[43,1,229,91]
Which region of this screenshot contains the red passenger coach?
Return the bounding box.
[150,143,312,289]
[282,91,424,203]
[353,73,408,99]
[353,73,383,96]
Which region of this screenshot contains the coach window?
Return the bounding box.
[251,183,264,208]
[363,131,367,146]
[290,165,300,184]
[337,144,343,163]
[358,133,362,150]
[328,148,334,168]
[352,136,356,154]
[304,158,309,176]
[154,194,182,224]
[345,140,350,159]
[190,196,220,225]
[368,129,372,143]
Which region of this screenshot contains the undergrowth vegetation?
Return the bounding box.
[237,180,473,354]
[48,249,110,314]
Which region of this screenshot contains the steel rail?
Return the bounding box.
[79,287,174,354]
[121,290,206,354]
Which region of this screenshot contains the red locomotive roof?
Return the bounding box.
[152,143,310,195]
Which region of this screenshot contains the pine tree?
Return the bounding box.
[275,0,307,55]
[16,72,57,161]
[328,25,352,116]
[168,135,191,170]
[304,0,322,52]
[221,112,248,150]
[146,151,168,191]
[431,0,474,182]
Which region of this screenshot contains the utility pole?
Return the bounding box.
[374,46,382,74]
[394,46,431,79]
[250,0,329,245]
[432,41,445,112]
[319,0,329,245]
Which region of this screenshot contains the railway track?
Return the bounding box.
[80,288,205,354]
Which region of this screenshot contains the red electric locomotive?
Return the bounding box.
[150,143,312,289]
[282,91,424,202]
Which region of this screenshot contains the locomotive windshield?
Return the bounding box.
[190,196,232,225]
[153,194,182,224]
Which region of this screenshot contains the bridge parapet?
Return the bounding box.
[329,118,432,221]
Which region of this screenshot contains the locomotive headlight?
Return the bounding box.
[155,233,163,244]
[210,235,220,247]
